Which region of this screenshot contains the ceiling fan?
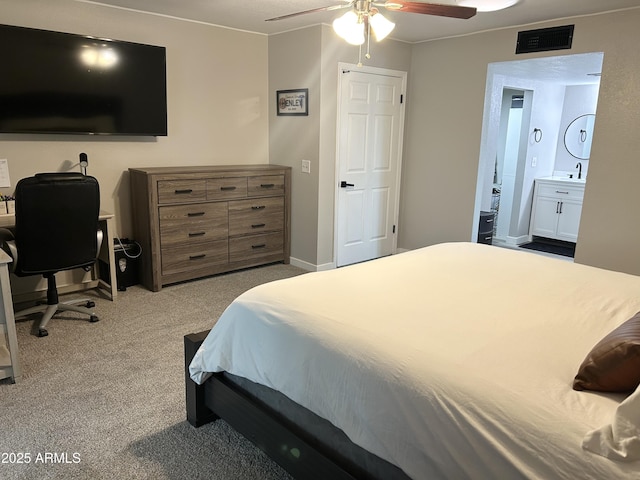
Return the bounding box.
[266,1,476,63]
[265,1,477,23]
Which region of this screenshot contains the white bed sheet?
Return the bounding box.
[190,242,640,479]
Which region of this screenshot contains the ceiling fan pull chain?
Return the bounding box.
[365,19,372,60]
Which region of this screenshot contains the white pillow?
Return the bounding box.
[582,384,640,461]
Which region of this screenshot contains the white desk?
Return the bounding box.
[0,250,19,383]
[0,211,118,303]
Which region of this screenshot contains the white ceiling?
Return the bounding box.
[77,0,640,43]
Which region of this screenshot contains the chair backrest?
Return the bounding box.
[14,173,100,276]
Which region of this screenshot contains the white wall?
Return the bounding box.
[554,84,600,177]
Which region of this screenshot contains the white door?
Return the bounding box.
[336,65,406,267]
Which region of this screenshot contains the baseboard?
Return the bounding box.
[505,234,530,246]
[289,257,336,272]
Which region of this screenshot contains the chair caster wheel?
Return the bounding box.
[86,301,95,308]
[38,328,49,337]
[89,315,99,323]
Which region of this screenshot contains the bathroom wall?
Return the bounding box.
[476,68,566,244]
[554,84,600,178]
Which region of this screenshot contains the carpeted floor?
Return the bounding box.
[0,264,304,480]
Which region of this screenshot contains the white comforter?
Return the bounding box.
[190,242,640,479]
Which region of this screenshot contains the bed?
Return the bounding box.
[185,242,640,479]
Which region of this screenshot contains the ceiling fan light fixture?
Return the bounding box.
[457,0,520,12]
[333,10,365,45]
[369,11,395,41]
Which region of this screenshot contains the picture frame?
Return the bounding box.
[277,89,309,116]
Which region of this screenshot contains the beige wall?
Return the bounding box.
[268,27,322,269]
[401,8,640,275]
[4,1,640,276]
[1,0,269,238]
[269,24,411,268]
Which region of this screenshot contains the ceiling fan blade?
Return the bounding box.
[383,1,476,19]
[266,3,352,22]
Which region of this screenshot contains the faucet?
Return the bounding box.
[576,162,582,179]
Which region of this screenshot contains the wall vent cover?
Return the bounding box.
[516,25,574,54]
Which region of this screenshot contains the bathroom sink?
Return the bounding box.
[540,176,586,183]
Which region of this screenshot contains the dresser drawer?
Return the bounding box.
[159,203,228,247]
[130,165,290,291]
[161,240,228,275]
[207,177,248,200]
[157,180,207,204]
[229,232,284,263]
[228,197,284,237]
[247,175,285,197]
[536,183,584,201]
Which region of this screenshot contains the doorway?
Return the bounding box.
[334,63,407,267]
[472,52,604,250]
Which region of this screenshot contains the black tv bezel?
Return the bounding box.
[0,24,168,137]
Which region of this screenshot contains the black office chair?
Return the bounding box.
[0,173,102,337]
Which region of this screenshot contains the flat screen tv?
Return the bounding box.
[0,24,167,136]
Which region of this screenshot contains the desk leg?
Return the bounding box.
[96,216,118,301]
[0,262,20,382]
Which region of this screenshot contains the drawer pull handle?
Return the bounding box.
[187,212,205,217]
[175,189,193,195]
[555,190,569,194]
[485,218,494,223]
[251,244,267,249]
[251,223,266,229]
[189,254,206,260]
[260,183,275,188]
[251,205,266,210]
[188,232,206,237]
[220,186,237,191]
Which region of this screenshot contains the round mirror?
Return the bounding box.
[564,114,596,160]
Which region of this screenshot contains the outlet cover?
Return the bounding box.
[301,159,311,174]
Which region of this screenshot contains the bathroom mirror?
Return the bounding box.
[564,114,596,160]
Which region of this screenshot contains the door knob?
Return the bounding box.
[340,181,354,188]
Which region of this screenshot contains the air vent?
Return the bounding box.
[516,25,574,54]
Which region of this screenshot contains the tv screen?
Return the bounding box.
[0,24,167,136]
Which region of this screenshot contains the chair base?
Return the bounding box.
[14,299,99,337]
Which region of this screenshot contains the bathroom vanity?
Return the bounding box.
[529,177,585,243]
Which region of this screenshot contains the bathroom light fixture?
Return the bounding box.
[457,0,520,12]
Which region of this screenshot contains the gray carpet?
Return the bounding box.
[0,264,305,479]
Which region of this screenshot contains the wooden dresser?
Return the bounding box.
[129,165,291,291]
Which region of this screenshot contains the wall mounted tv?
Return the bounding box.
[0,24,167,136]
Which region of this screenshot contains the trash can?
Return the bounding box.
[99,238,141,291]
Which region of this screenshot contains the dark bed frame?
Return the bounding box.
[185,330,388,480]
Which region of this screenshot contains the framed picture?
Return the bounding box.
[277,89,309,116]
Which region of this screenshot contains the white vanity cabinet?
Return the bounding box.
[530,178,585,243]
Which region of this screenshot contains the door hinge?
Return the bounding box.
[400,94,403,104]
[393,225,396,234]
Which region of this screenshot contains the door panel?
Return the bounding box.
[336,67,405,267]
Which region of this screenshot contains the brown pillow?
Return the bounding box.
[573,312,640,392]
